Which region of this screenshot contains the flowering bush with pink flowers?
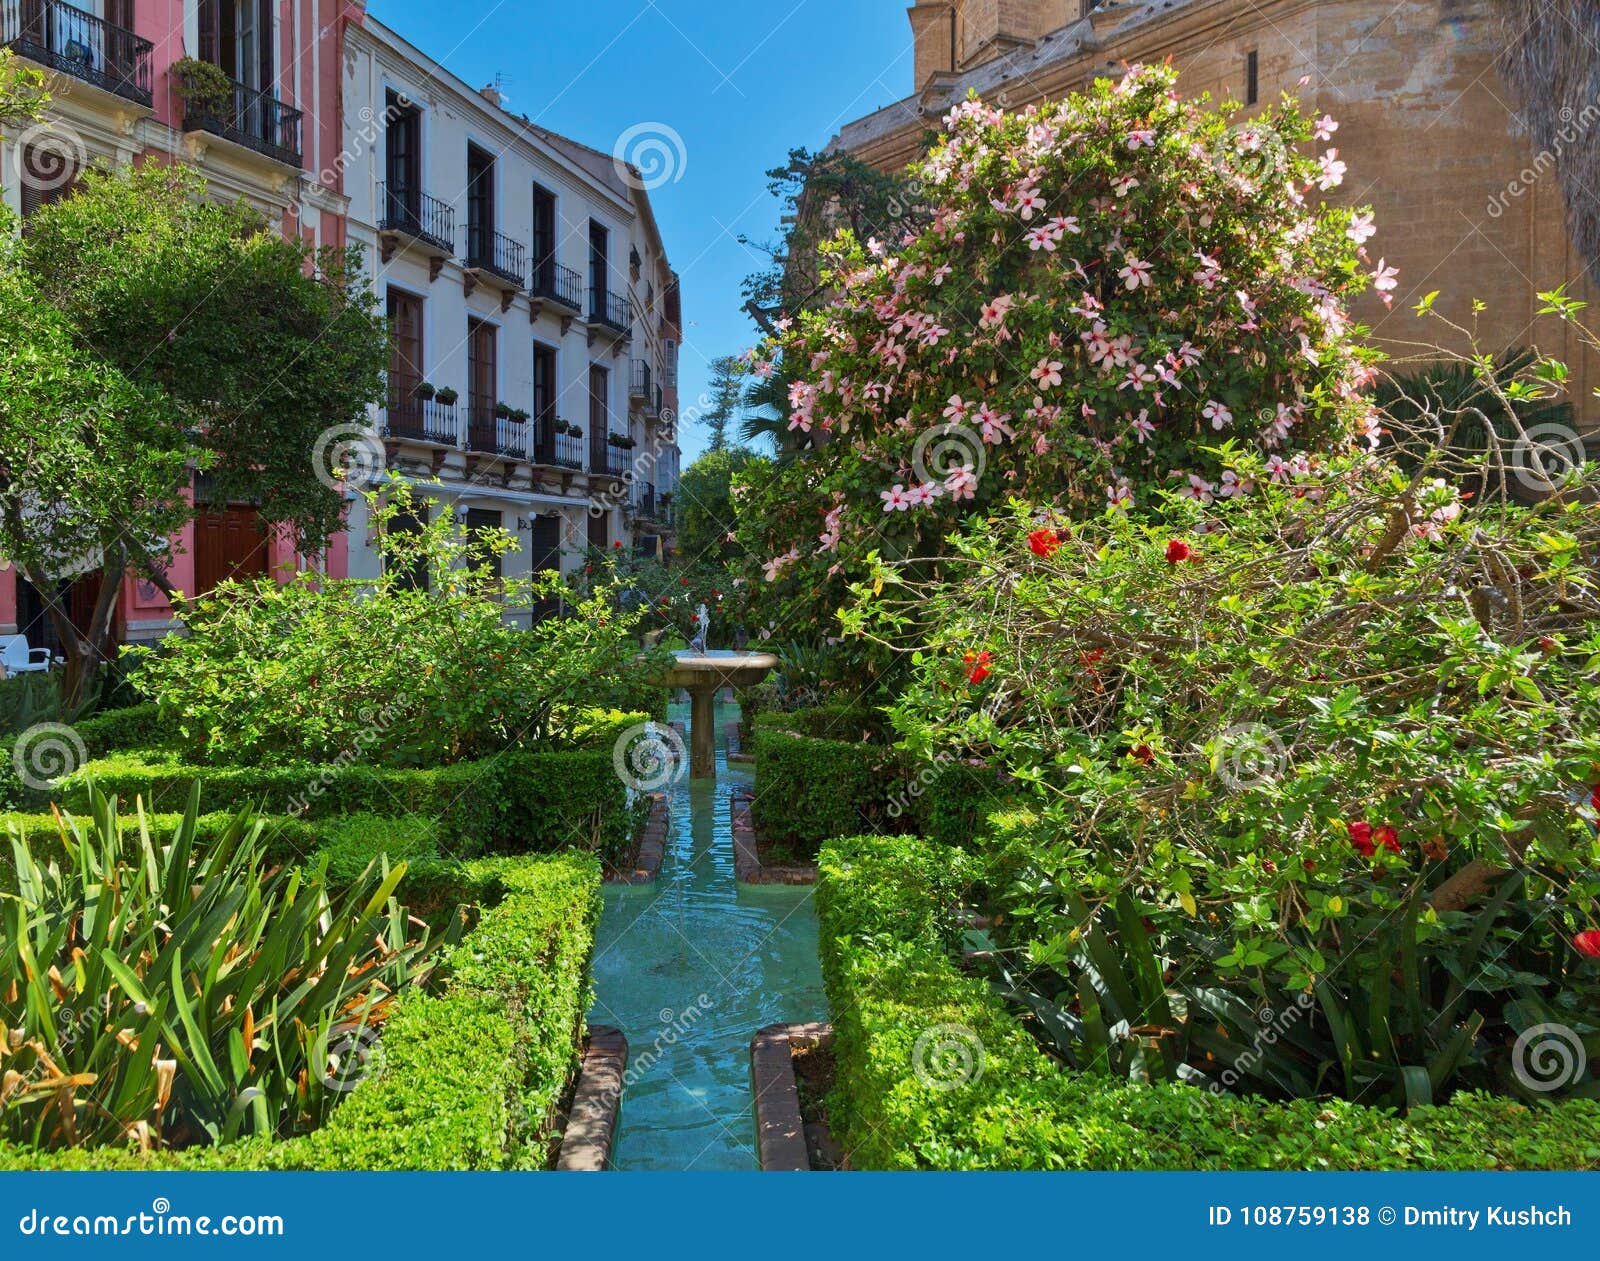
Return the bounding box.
[737,64,1385,653]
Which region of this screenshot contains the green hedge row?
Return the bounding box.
[817,834,1600,1171]
[0,850,601,1171]
[52,745,639,860]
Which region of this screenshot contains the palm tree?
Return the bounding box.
[740,362,817,460]
[1498,1,1600,273]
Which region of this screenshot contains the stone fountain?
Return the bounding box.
[661,649,777,778]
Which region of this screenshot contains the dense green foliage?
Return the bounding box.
[132,486,658,767]
[675,447,766,565]
[0,787,436,1152]
[818,835,1600,1170]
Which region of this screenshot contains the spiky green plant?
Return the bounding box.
[0,784,447,1151]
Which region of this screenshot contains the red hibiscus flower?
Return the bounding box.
[612,540,623,549]
[1574,931,1600,959]
[1130,744,1154,765]
[1374,824,1401,855]
[963,650,993,685]
[1347,820,1375,857]
[1028,528,1061,558]
[1165,539,1192,565]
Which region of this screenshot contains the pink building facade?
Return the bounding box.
[0,0,361,651]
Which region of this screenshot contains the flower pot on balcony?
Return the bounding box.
[494,402,514,420]
[435,387,459,406]
[414,381,436,401]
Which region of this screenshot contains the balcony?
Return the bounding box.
[528,261,582,316]
[601,445,631,479]
[530,415,585,471]
[629,360,652,404]
[588,288,631,345]
[630,480,657,523]
[467,396,528,459]
[377,183,455,276]
[180,74,303,168]
[463,226,525,307]
[1,0,153,106]
[382,380,459,446]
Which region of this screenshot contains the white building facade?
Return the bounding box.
[341,17,681,617]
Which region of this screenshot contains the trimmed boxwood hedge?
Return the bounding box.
[817,834,1600,1171]
[52,746,637,859]
[0,850,601,1171]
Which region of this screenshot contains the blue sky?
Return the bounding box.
[369,0,914,462]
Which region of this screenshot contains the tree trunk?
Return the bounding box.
[26,545,127,716]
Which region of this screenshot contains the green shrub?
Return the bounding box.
[0,850,601,1170]
[817,835,1600,1171]
[0,786,437,1151]
[53,748,631,858]
[751,725,908,855]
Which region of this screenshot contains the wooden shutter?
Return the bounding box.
[198,0,218,65]
[588,365,608,470]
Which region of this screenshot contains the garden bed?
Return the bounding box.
[817,834,1600,1171]
[605,792,669,885]
[749,1022,842,1171]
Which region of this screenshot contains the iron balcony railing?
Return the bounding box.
[467,394,527,458]
[383,379,459,445]
[529,260,582,311]
[530,416,586,471]
[603,446,631,478]
[629,360,652,402]
[631,480,656,522]
[377,182,455,254]
[1,0,152,106]
[181,73,303,167]
[465,226,526,288]
[589,288,631,336]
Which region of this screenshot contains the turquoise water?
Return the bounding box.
[587,701,828,1170]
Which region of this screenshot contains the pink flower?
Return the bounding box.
[979,294,1013,327]
[943,394,971,422]
[1026,224,1059,252]
[1317,149,1347,190]
[1112,173,1140,197]
[1371,258,1399,293]
[1202,399,1233,430]
[1347,212,1376,245]
[1051,214,1081,236]
[1118,256,1153,290]
[1182,473,1215,504]
[944,465,979,501]
[1014,185,1046,220]
[1130,411,1156,443]
[1314,114,1339,141]
[1126,128,1156,149]
[1030,359,1064,390]
[879,484,910,512]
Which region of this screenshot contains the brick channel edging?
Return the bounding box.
[606,792,669,885]
[749,1022,834,1171]
[554,1025,629,1171]
[731,793,817,885]
[726,720,754,765]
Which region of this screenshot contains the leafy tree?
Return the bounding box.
[698,355,744,453]
[676,446,765,564]
[0,48,47,124]
[12,164,390,707]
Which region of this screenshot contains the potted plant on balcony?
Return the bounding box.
[172,57,234,121]
[553,418,571,435]
[567,424,584,440]
[435,386,459,407]
[494,402,514,420]
[607,432,637,449]
[413,381,436,401]
[511,408,531,424]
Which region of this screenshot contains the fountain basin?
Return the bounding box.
[656,650,778,778]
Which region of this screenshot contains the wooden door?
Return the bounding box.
[193,507,269,597]
[387,289,423,428]
[468,319,497,448]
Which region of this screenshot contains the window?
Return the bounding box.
[386,288,425,427]
[387,503,429,593]
[528,514,563,621]
[384,89,422,226]
[197,0,274,87]
[465,508,503,581]
[532,184,557,287]
[662,339,678,388]
[467,318,498,447]
[588,220,609,302]
[589,363,609,470]
[532,342,557,461]
[18,142,79,224]
[466,144,495,264]
[1245,49,1259,106]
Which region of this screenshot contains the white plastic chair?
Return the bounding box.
[0,636,53,676]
